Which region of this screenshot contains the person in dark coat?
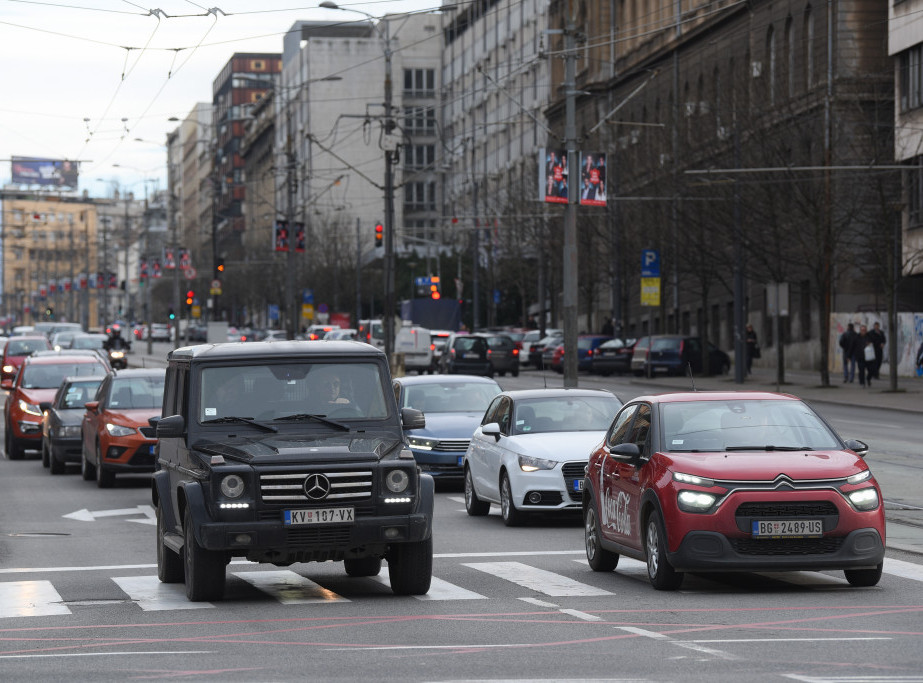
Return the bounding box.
[868,322,886,380]
[855,324,874,388]
[745,323,759,375]
[839,323,858,383]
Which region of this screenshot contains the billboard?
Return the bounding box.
[11,157,79,188]
[540,149,568,204]
[578,151,606,206]
[274,221,306,252]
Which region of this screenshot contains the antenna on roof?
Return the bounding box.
[686,362,697,391]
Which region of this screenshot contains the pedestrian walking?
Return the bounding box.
[868,322,886,380]
[916,340,923,376]
[856,324,874,388]
[839,323,858,383]
[745,323,760,375]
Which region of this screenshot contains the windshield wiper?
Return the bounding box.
[725,445,812,451]
[201,416,278,432]
[272,413,350,431]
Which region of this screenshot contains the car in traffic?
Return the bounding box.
[51,330,83,350]
[440,332,492,376]
[464,388,623,526]
[428,329,453,371]
[305,324,340,340]
[590,337,637,376]
[519,329,560,366]
[485,333,520,377]
[395,325,433,374]
[394,374,502,482]
[149,323,173,342]
[1,334,52,385]
[80,368,165,487]
[3,352,109,459]
[70,333,109,362]
[631,335,730,377]
[530,333,563,369]
[582,391,885,590]
[41,375,105,474]
[552,334,613,373]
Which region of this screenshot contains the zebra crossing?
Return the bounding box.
[1,556,921,619]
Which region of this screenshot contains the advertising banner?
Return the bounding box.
[11,157,79,187]
[578,151,606,206]
[641,277,661,307]
[540,149,568,204]
[274,220,290,252]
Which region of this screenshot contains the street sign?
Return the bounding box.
[414,276,432,287]
[641,277,661,306]
[210,279,222,295]
[184,266,197,280]
[641,249,660,278]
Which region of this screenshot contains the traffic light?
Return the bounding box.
[185,290,194,307]
[374,222,383,248]
[168,307,175,320]
[429,276,440,300]
[216,260,225,274]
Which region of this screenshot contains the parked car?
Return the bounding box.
[1,335,52,385]
[394,374,502,482]
[149,323,173,342]
[486,333,520,377]
[41,375,105,474]
[632,335,730,377]
[3,352,109,459]
[440,332,492,376]
[529,333,563,369]
[519,329,560,366]
[583,391,885,590]
[428,329,453,371]
[80,368,166,487]
[464,388,623,526]
[305,324,340,340]
[324,328,357,341]
[590,337,637,376]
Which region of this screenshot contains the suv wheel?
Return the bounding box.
[500,473,526,527]
[41,440,50,468]
[5,428,24,460]
[344,557,382,577]
[80,442,95,480]
[95,444,115,488]
[183,509,226,601]
[387,536,433,595]
[464,467,490,516]
[645,510,684,590]
[49,447,65,475]
[585,499,618,572]
[157,505,184,583]
[845,563,883,587]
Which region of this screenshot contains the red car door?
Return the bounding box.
[599,403,651,552]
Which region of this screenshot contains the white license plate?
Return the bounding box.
[284,508,354,526]
[572,479,584,492]
[464,353,480,359]
[751,519,822,538]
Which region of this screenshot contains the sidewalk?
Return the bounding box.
[629,367,923,557]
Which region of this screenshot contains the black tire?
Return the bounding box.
[645,509,684,590]
[344,557,382,577]
[95,444,114,488]
[6,428,24,461]
[49,448,65,475]
[512,365,520,378]
[585,498,619,572]
[41,440,50,468]
[183,508,226,601]
[845,563,883,587]
[388,536,433,595]
[464,467,490,516]
[157,505,184,583]
[80,442,95,481]
[500,473,526,527]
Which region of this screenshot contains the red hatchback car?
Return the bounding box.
[3,353,108,459]
[583,391,885,590]
[1,335,52,385]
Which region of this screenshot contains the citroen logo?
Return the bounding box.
[304,474,331,500]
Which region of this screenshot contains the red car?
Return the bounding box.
[1,335,52,385]
[81,368,165,487]
[3,353,108,459]
[583,391,885,590]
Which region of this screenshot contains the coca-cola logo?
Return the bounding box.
[601,487,631,535]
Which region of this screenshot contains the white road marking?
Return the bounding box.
[690,638,891,643]
[232,570,350,604]
[447,496,465,504]
[408,576,487,601]
[671,641,739,660]
[463,561,613,597]
[111,576,213,611]
[559,608,603,621]
[884,558,923,582]
[0,580,70,618]
[519,597,559,607]
[783,675,923,682]
[0,651,211,659]
[617,627,670,639]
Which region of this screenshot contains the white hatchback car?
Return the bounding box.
[464,388,622,526]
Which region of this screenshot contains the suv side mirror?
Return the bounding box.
[156,414,185,439]
[609,442,641,462]
[401,407,425,430]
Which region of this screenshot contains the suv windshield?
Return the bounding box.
[199,361,389,423]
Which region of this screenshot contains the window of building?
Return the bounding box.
[899,44,923,113]
[404,106,437,134]
[785,16,795,98]
[404,182,437,212]
[766,24,776,106]
[404,145,435,170]
[403,68,435,97]
[803,7,814,90]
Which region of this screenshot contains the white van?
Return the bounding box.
[395,324,433,374]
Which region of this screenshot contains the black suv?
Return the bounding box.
[153,340,434,601]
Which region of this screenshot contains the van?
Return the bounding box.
[357,319,385,350]
[395,324,433,374]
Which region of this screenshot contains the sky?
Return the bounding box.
[0,0,443,200]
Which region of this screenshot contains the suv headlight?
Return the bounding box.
[385,469,410,493]
[677,490,717,512]
[220,474,246,498]
[519,454,556,472]
[847,487,879,511]
[407,436,437,451]
[18,398,43,417]
[56,425,81,438]
[105,423,135,437]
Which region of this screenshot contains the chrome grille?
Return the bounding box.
[259,470,373,503]
[435,439,469,453]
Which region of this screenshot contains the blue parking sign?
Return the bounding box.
[641,249,660,278]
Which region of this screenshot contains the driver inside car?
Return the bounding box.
[310,367,350,406]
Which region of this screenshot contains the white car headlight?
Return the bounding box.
[105,423,135,437]
[385,469,410,493]
[673,471,715,487]
[220,474,246,498]
[407,436,437,451]
[677,490,717,512]
[18,398,43,417]
[518,454,556,472]
[847,487,879,511]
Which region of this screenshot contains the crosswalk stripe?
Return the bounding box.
[883,558,923,582]
[0,580,71,618]
[463,561,613,596]
[367,572,488,600]
[232,570,350,604]
[112,576,213,611]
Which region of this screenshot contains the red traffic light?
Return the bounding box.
[185,289,194,305]
[374,223,383,247]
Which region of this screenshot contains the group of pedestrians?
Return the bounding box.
[839,322,886,387]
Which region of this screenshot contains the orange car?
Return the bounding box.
[1,335,52,385]
[3,353,108,459]
[80,368,165,488]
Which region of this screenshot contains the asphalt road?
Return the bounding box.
[0,360,921,681]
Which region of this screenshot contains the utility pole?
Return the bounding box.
[561,12,579,387]
[285,116,298,341]
[355,217,361,330]
[382,15,396,362]
[171,193,181,350]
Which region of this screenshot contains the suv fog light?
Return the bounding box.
[385,469,409,493]
[230,533,252,545]
[383,527,404,540]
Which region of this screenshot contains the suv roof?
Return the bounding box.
[169,339,385,362]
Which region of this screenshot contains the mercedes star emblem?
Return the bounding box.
[303,473,331,500]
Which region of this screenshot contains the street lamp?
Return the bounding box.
[320,0,397,363]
